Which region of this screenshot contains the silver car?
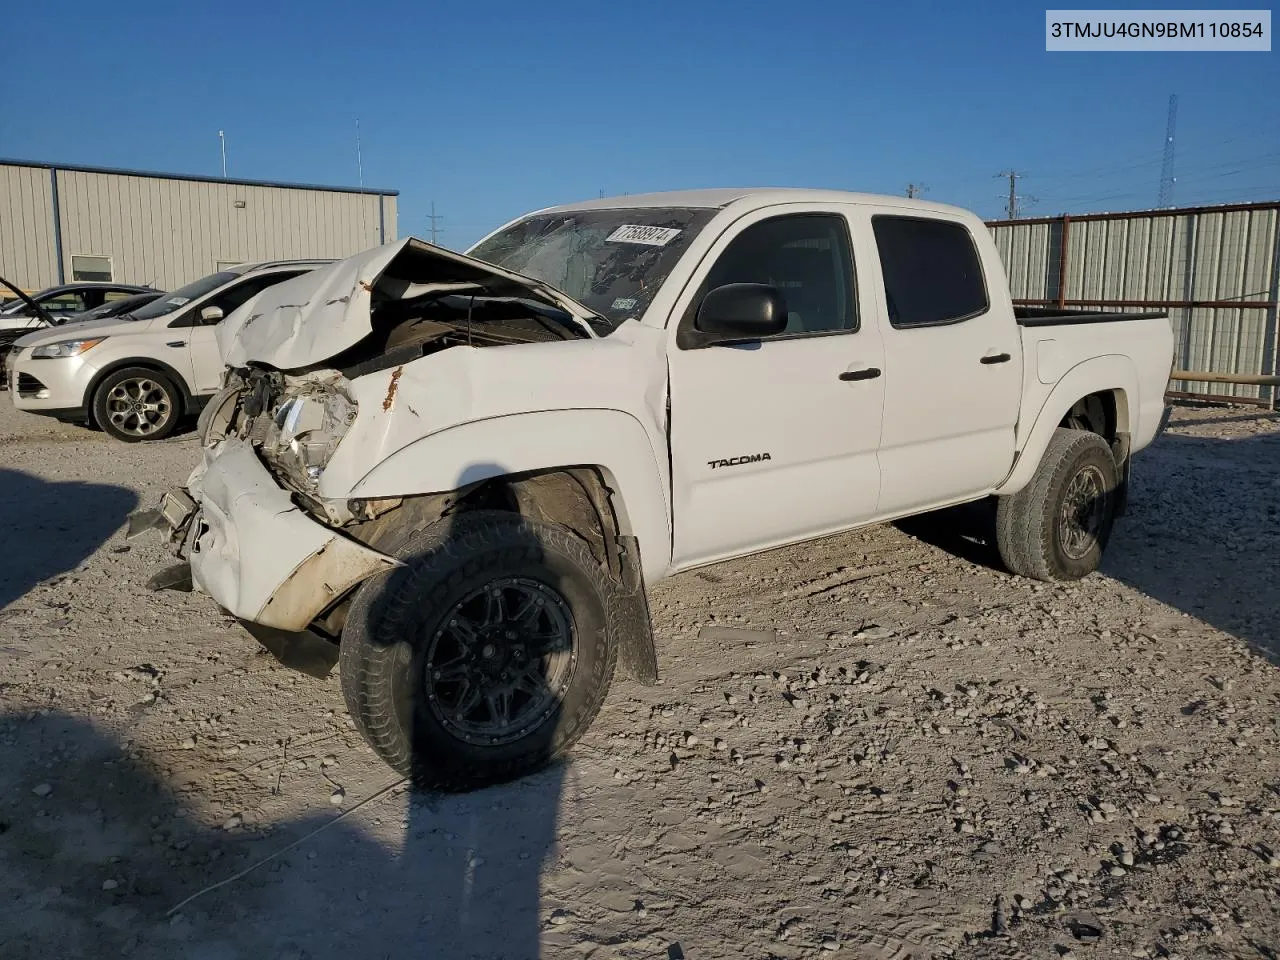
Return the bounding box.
[8,259,329,441]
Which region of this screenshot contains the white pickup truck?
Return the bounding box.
[138,188,1175,789]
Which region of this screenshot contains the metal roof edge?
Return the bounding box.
[0,157,399,197]
[986,199,1280,227]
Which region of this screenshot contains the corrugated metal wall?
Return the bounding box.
[0,160,398,293]
[990,203,1280,405]
[0,164,58,290]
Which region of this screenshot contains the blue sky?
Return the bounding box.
[2,0,1276,249]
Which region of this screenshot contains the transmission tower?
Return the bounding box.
[425,201,444,245]
[1157,94,1178,209]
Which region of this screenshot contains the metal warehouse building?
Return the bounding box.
[0,158,398,294]
[988,200,1280,408]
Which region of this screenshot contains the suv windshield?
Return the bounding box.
[127,271,238,321]
[467,207,717,328]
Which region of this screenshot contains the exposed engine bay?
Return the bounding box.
[324,290,589,379]
[202,291,587,526]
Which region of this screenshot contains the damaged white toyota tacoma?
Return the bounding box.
[135,188,1175,789]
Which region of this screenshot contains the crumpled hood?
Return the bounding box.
[219,236,598,371]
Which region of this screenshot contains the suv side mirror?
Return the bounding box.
[694,283,788,343]
[200,305,225,324]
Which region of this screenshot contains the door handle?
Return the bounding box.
[166,340,187,348]
[980,352,1011,364]
[839,367,882,381]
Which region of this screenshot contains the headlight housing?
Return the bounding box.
[269,380,357,487]
[31,337,106,359]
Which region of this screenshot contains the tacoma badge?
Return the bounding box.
[707,453,772,469]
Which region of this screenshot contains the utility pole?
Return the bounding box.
[1157,93,1178,209]
[425,202,444,245]
[905,183,927,199]
[995,170,1036,219]
[218,130,227,178]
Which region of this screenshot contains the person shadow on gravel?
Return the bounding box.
[0,708,566,960]
[0,490,587,959]
[0,467,138,612]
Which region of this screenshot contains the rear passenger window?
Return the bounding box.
[872,216,988,327]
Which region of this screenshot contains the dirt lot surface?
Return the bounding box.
[1,400,1278,960]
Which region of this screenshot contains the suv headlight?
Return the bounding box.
[31,337,106,359]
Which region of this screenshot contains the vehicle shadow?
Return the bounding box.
[0,708,565,960]
[893,499,1004,573]
[1101,430,1280,664]
[896,428,1280,665]
[0,467,138,611]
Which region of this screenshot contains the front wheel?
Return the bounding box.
[91,366,181,442]
[339,510,619,791]
[995,427,1119,581]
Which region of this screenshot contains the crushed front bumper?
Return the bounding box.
[143,437,398,632]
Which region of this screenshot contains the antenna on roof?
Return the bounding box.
[355,118,364,188]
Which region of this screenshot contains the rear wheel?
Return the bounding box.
[995,427,1119,581]
[91,367,181,442]
[339,510,619,791]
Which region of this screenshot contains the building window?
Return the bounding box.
[71,255,113,282]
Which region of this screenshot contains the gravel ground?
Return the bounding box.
[0,399,1277,960]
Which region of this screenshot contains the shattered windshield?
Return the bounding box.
[467,207,717,328]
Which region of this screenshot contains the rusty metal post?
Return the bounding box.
[1057,215,1070,309]
[1170,370,1280,386]
[1273,322,1279,411]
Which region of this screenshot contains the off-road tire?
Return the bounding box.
[995,427,1119,581]
[91,366,182,442]
[339,510,619,791]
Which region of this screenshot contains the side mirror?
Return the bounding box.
[200,305,225,324]
[694,283,788,343]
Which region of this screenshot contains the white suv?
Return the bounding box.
[7,259,330,441]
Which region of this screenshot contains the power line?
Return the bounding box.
[924,130,1278,194]
[1036,154,1280,206]
[1157,94,1178,208]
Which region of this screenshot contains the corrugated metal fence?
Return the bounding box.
[987,201,1280,407]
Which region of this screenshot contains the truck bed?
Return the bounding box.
[1014,306,1167,327]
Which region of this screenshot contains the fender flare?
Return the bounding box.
[995,354,1138,496]
[348,408,673,584]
